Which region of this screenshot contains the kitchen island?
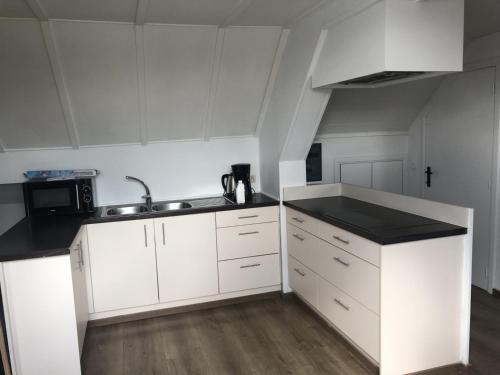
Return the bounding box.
[283,183,473,375]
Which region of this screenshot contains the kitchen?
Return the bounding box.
[0,0,499,374]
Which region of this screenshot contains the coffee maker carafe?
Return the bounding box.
[231,163,252,201]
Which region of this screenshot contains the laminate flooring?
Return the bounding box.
[82,287,500,375]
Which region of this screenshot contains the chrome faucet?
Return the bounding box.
[125,176,152,210]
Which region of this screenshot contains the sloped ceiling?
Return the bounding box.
[465,0,500,43]
[317,77,443,135]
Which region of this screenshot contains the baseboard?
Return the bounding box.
[88,291,281,328]
[409,363,467,374]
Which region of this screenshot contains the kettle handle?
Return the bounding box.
[221,174,229,191]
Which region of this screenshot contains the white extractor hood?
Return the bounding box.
[312,0,464,89]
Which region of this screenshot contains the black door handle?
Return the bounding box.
[425,166,433,187]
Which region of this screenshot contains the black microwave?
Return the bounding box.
[23,178,95,217]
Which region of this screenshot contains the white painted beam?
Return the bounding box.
[135,25,148,146]
[203,28,225,141]
[39,21,80,150]
[135,0,150,25]
[255,29,289,137]
[220,0,254,27]
[24,0,48,21]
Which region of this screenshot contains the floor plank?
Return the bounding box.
[82,287,500,375]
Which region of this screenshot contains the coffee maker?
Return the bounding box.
[221,163,253,201]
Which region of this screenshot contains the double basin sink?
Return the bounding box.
[101,201,192,218]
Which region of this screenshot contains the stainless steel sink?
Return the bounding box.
[152,202,192,212]
[104,205,149,217]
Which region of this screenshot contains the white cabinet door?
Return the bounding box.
[340,162,372,188]
[155,213,218,303]
[372,160,403,194]
[69,228,88,356]
[87,219,158,312]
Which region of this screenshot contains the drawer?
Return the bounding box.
[288,224,380,313]
[288,256,319,309]
[286,208,380,267]
[218,254,281,293]
[217,222,280,261]
[216,206,278,228]
[318,278,380,362]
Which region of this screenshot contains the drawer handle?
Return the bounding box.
[240,263,261,269]
[293,234,305,241]
[334,298,350,311]
[239,215,259,219]
[294,268,305,277]
[333,257,350,267]
[333,235,350,245]
[239,231,259,236]
[292,217,304,223]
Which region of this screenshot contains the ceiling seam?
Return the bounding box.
[40,21,81,149]
[135,25,149,146]
[220,0,255,27]
[255,29,289,137]
[135,0,150,25]
[203,28,226,141]
[24,0,48,21]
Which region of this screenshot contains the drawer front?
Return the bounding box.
[286,208,380,267]
[318,278,380,362]
[218,254,281,293]
[288,224,379,313]
[216,206,278,228]
[288,256,319,309]
[217,222,280,260]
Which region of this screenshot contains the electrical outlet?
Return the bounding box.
[250,175,256,183]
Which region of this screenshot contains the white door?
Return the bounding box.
[155,213,219,303]
[87,219,159,312]
[423,67,495,290]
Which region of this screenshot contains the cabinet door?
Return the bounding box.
[87,219,158,312]
[69,229,88,356]
[155,213,218,303]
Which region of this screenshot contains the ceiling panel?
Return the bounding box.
[52,21,141,146]
[231,0,323,26]
[144,25,217,141]
[41,0,138,22]
[211,27,281,137]
[0,19,70,149]
[0,0,35,18]
[146,0,236,25]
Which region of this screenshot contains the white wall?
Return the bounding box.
[0,138,261,206]
[0,184,25,235]
[315,133,409,185]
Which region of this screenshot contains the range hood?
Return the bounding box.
[312,0,464,89]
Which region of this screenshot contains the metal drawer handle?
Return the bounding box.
[292,217,304,223]
[293,234,305,241]
[162,223,166,245]
[239,231,259,236]
[238,215,259,219]
[333,235,350,245]
[334,298,350,311]
[240,263,261,269]
[333,257,350,267]
[294,268,305,277]
[144,225,148,247]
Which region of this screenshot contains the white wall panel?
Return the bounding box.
[41,0,137,22]
[52,21,141,146]
[212,27,281,137]
[0,20,69,149]
[146,0,235,25]
[144,25,217,141]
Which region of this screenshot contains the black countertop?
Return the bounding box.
[284,196,467,245]
[0,193,278,262]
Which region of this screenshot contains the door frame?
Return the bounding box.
[421,63,500,293]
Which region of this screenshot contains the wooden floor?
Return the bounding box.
[82,287,500,375]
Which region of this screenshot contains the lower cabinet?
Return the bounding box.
[87,219,159,312]
[155,213,218,302]
[288,256,319,309]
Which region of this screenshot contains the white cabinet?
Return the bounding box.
[154,213,219,303]
[87,219,159,312]
[69,228,89,356]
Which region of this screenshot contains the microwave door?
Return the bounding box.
[26,182,80,216]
